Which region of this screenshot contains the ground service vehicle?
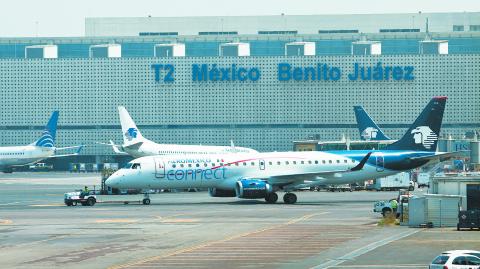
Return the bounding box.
[64,191,97,206]
[429,253,480,269]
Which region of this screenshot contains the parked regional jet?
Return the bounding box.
[100,106,257,158]
[107,97,457,204]
[354,106,392,141]
[0,111,83,173]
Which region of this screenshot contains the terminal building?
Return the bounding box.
[0,12,479,168]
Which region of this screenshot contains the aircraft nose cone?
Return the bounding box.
[105,173,122,188]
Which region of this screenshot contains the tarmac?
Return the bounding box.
[0,172,479,269]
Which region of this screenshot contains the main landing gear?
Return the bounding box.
[265,192,278,203]
[283,193,297,204]
[264,192,298,204]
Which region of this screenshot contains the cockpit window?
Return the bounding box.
[123,163,133,169]
[131,163,141,169]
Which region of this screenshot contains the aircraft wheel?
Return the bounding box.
[283,193,297,204]
[142,198,151,205]
[87,197,96,206]
[265,193,278,204]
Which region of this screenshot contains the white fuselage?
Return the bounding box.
[124,140,258,158]
[106,151,397,190]
[0,145,54,167]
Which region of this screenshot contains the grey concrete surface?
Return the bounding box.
[0,172,478,269]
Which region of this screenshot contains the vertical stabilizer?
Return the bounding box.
[34,111,59,148]
[118,106,144,145]
[386,97,447,152]
[353,106,391,141]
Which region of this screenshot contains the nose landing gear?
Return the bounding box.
[142,193,151,205]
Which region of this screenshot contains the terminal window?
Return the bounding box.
[470,25,480,31]
[453,25,464,32]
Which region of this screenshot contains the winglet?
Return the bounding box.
[350,152,372,171]
[75,145,84,154]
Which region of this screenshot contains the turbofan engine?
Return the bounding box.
[208,188,236,197]
[235,179,273,199]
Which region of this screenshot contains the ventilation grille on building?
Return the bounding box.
[139,32,179,36]
[379,29,420,33]
[198,31,238,35]
[318,30,359,34]
[258,31,298,35]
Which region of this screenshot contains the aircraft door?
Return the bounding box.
[259,159,265,170]
[154,158,166,179]
[376,154,384,172]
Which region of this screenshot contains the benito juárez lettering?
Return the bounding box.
[151,62,415,83]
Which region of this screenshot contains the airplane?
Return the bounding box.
[0,111,83,173]
[106,97,458,205]
[99,106,258,158]
[354,105,392,141]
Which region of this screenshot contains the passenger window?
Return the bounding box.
[196,163,200,167]
[344,160,348,163]
[180,164,184,168]
[235,163,239,166]
[212,163,215,167]
[293,161,297,165]
[251,162,255,166]
[260,161,264,166]
[300,161,304,164]
[269,162,273,165]
[172,164,176,168]
[467,256,480,265]
[336,160,340,163]
[322,160,326,164]
[314,160,318,164]
[453,257,466,265]
[308,161,312,164]
[329,160,332,164]
[285,161,289,165]
[204,163,208,167]
[188,164,192,168]
[243,162,247,166]
[277,161,281,165]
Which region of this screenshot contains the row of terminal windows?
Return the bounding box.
[170,159,355,168]
[0,152,25,156]
[139,26,480,36]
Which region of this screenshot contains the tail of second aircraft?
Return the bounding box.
[33,111,59,148]
[118,106,145,146]
[353,106,391,141]
[386,96,447,152]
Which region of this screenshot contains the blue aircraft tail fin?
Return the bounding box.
[386,97,447,152]
[353,106,391,141]
[34,111,59,148]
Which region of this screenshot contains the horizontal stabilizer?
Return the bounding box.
[409,151,468,162]
[123,141,143,150]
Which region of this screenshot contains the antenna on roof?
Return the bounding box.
[425,18,431,41]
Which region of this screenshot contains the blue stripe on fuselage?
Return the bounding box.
[327,150,435,171]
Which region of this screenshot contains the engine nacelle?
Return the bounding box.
[235,179,272,199]
[208,188,236,197]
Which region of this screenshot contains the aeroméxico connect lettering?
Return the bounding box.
[151,62,415,83]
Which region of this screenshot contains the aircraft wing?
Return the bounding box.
[96,140,129,154]
[267,152,372,186]
[50,145,84,158]
[55,145,84,151]
[409,151,468,162]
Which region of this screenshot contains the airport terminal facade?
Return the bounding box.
[0,12,479,168]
